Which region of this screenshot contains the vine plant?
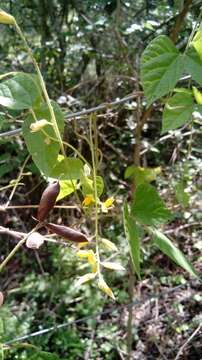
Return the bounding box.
[0,8,201,309]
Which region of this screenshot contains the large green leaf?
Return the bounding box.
[22,101,64,177]
[162,92,194,133]
[185,48,202,86]
[123,203,140,279]
[30,352,59,360]
[124,165,161,185]
[56,180,76,201]
[131,183,172,226]
[192,24,202,61]
[140,35,184,105]
[152,229,198,278]
[0,73,41,110]
[50,155,83,180]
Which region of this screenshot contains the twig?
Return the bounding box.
[5,155,30,207]
[175,323,202,360]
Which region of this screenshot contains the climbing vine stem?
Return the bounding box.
[89,114,101,276]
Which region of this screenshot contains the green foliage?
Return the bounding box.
[174,181,190,208]
[80,174,104,197]
[123,203,140,278]
[162,92,194,133]
[185,48,202,85]
[50,156,83,180]
[23,102,64,177]
[152,229,198,278]
[56,180,76,201]
[192,24,202,61]
[0,73,41,110]
[30,352,59,360]
[131,183,172,226]
[124,165,161,185]
[140,35,184,105]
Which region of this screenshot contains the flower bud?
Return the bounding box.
[75,273,96,287]
[98,277,115,300]
[37,181,60,222]
[30,119,49,133]
[0,291,4,307]
[101,262,125,271]
[26,232,44,249]
[0,9,15,25]
[101,238,118,252]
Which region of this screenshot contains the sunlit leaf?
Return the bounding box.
[192,24,202,61]
[50,155,83,180]
[56,180,76,201]
[162,92,193,133]
[140,35,184,105]
[152,229,198,278]
[193,86,202,105]
[23,101,64,177]
[125,165,161,185]
[0,73,41,110]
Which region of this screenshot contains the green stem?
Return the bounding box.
[14,20,65,156]
[89,115,100,275]
[0,223,42,273]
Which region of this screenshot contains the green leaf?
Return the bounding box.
[80,174,104,197]
[50,155,83,180]
[131,183,171,226]
[0,73,41,110]
[193,86,202,105]
[125,165,161,185]
[152,229,198,278]
[22,101,64,177]
[192,24,202,61]
[56,180,76,201]
[174,181,190,208]
[162,92,194,133]
[30,352,59,360]
[123,203,140,279]
[140,35,184,105]
[185,48,202,86]
[0,343,3,360]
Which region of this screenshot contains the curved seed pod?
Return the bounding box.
[46,223,89,243]
[37,181,60,222]
[0,291,4,307]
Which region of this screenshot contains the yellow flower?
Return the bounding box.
[98,277,115,300]
[82,195,94,207]
[0,9,15,25]
[104,197,114,208]
[76,250,97,273]
[101,197,114,213]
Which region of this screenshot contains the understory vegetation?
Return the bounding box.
[0,1,201,359]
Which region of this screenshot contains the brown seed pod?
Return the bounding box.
[46,223,89,243]
[37,181,60,222]
[0,291,4,307]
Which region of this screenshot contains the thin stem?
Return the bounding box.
[89,115,100,274]
[13,20,65,156]
[5,155,30,207]
[0,223,42,273]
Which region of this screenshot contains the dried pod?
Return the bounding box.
[26,232,44,249]
[37,181,60,222]
[0,291,4,307]
[46,223,89,243]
